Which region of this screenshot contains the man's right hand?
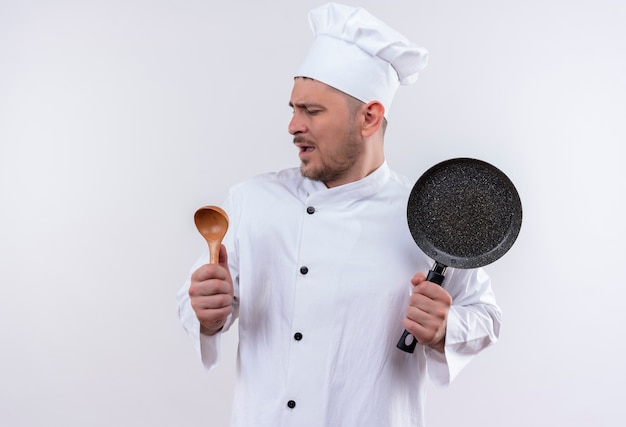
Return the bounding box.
[189,245,234,336]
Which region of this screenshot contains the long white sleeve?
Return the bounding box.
[425,267,502,385]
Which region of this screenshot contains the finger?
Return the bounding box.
[190,277,232,297]
[191,263,229,283]
[218,244,229,267]
[409,291,435,311]
[197,306,232,332]
[406,298,448,321]
[410,272,427,286]
[401,316,441,345]
[403,301,448,337]
[412,281,452,304]
[409,292,450,320]
[192,293,233,311]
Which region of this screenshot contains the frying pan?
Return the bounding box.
[397,157,522,353]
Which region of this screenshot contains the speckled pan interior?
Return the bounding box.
[407,158,523,269]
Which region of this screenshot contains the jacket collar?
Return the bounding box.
[301,161,391,205]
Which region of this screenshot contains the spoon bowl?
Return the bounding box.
[194,205,229,264]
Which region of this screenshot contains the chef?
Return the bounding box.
[177,3,501,426]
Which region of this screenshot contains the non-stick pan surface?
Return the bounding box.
[406,157,522,268]
[397,157,522,353]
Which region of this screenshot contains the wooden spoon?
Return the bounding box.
[194,205,229,264]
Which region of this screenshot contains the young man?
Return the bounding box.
[178,3,501,426]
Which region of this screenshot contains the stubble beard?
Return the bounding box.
[299,132,361,185]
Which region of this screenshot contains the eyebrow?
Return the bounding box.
[288,102,325,110]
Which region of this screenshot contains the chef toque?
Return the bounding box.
[296,2,428,116]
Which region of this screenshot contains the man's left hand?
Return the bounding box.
[402,272,452,353]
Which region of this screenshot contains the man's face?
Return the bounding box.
[288,77,363,188]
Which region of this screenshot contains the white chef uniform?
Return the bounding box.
[177,162,501,427]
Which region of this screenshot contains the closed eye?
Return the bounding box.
[288,102,325,116]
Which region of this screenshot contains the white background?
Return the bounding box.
[1,0,625,426]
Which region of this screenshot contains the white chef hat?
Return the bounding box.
[296,2,428,116]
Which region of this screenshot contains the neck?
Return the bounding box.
[324,140,385,188]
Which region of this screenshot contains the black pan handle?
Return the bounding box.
[396,262,447,353]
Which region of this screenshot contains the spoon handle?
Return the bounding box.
[209,241,220,264]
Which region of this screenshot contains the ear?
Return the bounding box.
[361,101,385,137]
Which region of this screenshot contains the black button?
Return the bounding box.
[306,206,315,214]
[287,400,296,409]
[294,332,303,341]
[300,266,308,275]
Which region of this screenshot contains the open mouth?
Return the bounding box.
[294,136,316,159]
[295,140,316,155]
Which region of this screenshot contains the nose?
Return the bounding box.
[288,111,305,136]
